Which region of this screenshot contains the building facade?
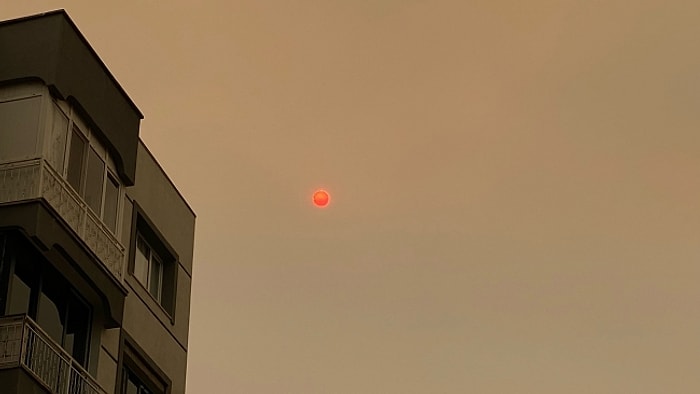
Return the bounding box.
[0,10,196,394]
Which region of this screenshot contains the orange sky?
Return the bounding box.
[4,1,700,392]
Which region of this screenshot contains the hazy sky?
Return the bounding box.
[4,1,700,392]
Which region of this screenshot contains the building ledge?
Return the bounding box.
[0,158,125,281]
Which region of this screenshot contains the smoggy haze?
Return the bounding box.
[3,1,700,392]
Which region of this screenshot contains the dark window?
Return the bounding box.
[1,237,91,366]
[62,119,122,235]
[120,340,168,394]
[66,127,86,192]
[134,235,151,294]
[122,367,156,394]
[85,147,105,213]
[134,235,165,303]
[65,293,91,366]
[104,173,120,232]
[6,254,37,315]
[148,255,163,303]
[37,274,66,344]
[130,210,177,317]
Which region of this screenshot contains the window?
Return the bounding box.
[119,340,168,394]
[1,236,92,366]
[5,248,37,316]
[85,147,105,213]
[0,96,42,161]
[122,367,158,394]
[66,126,87,192]
[50,102,122,235]
[104,174,120,230]
[134,235,163,303]
[36,263,91,365]
[47,104,68,173]
[130,208,178,317]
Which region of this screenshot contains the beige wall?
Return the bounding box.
[127,143,196,275]
[120,141,196,393]
[96,346,118,394]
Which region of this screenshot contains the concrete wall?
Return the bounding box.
[96,327,121,393]
[121,141,196,393]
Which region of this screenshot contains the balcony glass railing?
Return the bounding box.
[0,315,107,394]
[0,158,125,281]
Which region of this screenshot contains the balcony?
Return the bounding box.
[0,158,125,281]
[0,315,107,394]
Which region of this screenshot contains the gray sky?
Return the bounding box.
[4,1,700,392]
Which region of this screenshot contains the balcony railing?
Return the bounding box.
[0,315,108,394]
[0,158,125,281]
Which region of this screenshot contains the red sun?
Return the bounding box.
[312,189,330,207]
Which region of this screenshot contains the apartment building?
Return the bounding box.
[0,10,196,394]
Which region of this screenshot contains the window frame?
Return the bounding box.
[128,202,179,323]
[118,332,170,394]
[122,367,156,394]
[52,101,123,236]
[66,124,88,193]
[134,234,163,303]
[0,234,93,367]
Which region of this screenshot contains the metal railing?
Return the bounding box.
[0,158,125,281]
[0,315,107,394]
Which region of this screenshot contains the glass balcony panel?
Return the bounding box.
[65,294,91,366]
[37,292,65,346]
[103,173,119,233]
[48,105,69,174]
[0,97,41,162]
[8,255,38,316]
[66,128,86,193]
[7,273,32,316]
[85,148,105,214]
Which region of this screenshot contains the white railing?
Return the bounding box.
[0,158,125,281]
[0,315,107,394]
